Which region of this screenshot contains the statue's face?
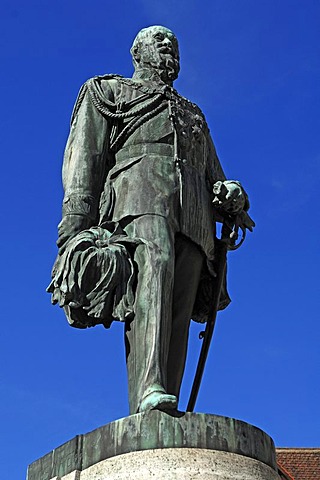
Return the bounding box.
[132,26,180,83]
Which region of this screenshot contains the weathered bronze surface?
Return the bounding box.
[27,412,276,480]
[48,26,254,414]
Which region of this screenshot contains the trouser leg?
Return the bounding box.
[124,215,175,414]
[167,234,204,400]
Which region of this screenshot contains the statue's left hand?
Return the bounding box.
[212,180,248,215]
[213,180,255,248]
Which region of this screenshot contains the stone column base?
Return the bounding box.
[52,448,281,480]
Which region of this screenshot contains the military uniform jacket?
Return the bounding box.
[61,74,226,262]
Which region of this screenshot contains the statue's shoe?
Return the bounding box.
[139,391,177,412]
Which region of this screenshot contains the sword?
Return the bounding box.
[187,209,254,412]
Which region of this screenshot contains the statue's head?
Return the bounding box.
[131,26,180,85]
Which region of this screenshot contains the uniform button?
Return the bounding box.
[181,130,187,137]
[182,159,187,164]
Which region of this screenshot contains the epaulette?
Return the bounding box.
[89,73,124,82]
[71,74,123,125]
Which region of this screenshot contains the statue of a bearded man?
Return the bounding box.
[48,26,253,414]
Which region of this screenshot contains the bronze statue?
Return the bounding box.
[48,26,254,415]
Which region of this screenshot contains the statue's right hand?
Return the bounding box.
[57,214,91,249]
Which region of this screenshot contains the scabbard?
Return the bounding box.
[187,238,228,412]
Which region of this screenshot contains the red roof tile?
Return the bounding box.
[276,448,320,480]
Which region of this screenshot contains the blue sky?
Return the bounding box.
[1,1,319,478]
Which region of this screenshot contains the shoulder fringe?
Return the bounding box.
[70,74,123,125]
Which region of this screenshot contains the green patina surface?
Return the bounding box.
[27,412,276,480]
[48,26,254,416]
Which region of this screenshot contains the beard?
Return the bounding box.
[150,53,180,83]
[139,46,180,83]
[162,55,180,81]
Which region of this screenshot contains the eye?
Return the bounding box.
[153,33,164,41]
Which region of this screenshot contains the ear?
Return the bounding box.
[132,46,141,63]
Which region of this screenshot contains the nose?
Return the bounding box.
[162,38,171,47]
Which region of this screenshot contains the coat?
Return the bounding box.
[62,75,226,259]
[54,74,231,326]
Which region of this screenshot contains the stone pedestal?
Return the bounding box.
[27,412,281,480]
